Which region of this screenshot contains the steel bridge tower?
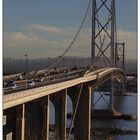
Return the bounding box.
[115,42,126,94]
[91,0,117,110]
[91,0,116,67]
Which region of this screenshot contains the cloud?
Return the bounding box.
[4,32,65,47]
[28,24,64,35]
[3,24,137,59]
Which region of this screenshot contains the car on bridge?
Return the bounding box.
[6,80,17,90]
[15,75,23,80]
[34,77,44,82]
[27,80,35,86]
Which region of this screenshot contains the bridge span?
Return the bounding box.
[3,67,124,140]
[3,67,124,110]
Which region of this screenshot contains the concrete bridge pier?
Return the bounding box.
[50,89,67,140]
[41,96,50,140]
[15,106,22,140]
[21,104,25,140]
[3,105,24,140]
[69,84,92,140]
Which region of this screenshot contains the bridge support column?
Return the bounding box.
[42,95,50,140]
[61,89,67,140]
[21,104,25,140]
[16,106,22,140]
[51,89,67,140]
[70,85,92,140]
[110,76,114,110]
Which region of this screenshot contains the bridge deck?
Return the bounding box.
[3,68,123,110]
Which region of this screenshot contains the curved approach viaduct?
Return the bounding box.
[3,67,124,140]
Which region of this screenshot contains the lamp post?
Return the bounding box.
[47,57,51,79]
[19,59,22,73]
[24,54,28,88]
[8,57,11,77]
[39,58,42,69]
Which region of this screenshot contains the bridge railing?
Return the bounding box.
[3,68,86,95]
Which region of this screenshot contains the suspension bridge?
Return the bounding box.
[3,0,126,140]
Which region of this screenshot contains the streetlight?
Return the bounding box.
[19,59,22,73]
[47,57,52,79]
[24,54,28,88]
[39,58,42,69]
[8,57,11,77]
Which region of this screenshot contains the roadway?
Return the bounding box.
[3,67,124,109]
[3,68,87,94]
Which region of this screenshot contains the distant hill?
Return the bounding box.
[125,59,137,74]
[3,57,137,75]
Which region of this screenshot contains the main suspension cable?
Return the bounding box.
[86,4,112,73]
[46,0,92,70]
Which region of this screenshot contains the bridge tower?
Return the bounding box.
[91,0,116,67]
[91,0,116,110]
[115,42,126,94]
[115,42,125,72]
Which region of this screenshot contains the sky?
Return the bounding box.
[3,0,137,60]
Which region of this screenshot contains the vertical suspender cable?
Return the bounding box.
[67,83,84,138]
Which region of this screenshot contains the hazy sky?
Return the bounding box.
[3,0,137,60]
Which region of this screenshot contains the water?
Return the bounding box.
[92,93,137,140]
[49,93,137,140]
